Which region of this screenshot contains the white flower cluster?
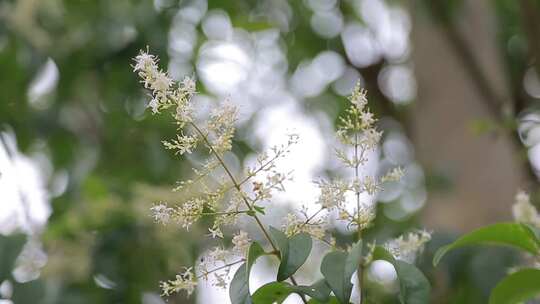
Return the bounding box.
[232,231,251,254]
[311,82,402,233]
[283,209,326,241]
[160,267,197,296]
[150,202,173,224]
[134,50,301,297]
[512,190,540,227]
[136,51,424,298]
[149,199,204,230]
[384,230,432,263]
[316,180,348,209]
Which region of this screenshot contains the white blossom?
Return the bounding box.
[316,180,349,209]
[232,231,250,255]
[355,204,376,230]
[512,190,540,227]
[160,267,197,296]
[382,167,405,183]
[384,230,432,263]
[208,227,224,239]
[213,272,228,289]
[150,202,173,224]
[283,213,325,239]
[174,198,204,230]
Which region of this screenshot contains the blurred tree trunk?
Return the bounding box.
[409,0,528,231]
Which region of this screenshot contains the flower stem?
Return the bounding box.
[201,210,250,216]
[197,259,245,279]
[354,132,365,304]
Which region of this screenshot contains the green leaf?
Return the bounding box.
[489,268,540,304]
[269,226,289,258]
[0,234,26,281]
[252,280,332,304]
[393,260,431,304]
[279,233,312,281]
[253,205,266,215]
[525,224,540,241]
[433,223,540,266]
[293,280,332,303]
[247,242,266,272]
[230,242,268,304]
[307,296,341,304]
[345,241,362,282]
[269,227,313,281]
[373,247,431,304]
[321,242,362,304]
[252,282,292,304]
[321,252,350,304]
[230,263,252,304]
[12,279,45,303]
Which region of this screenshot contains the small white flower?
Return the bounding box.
[348,83,368,110]
[362,176,380,195]
[208,227,224,239]
[160,267,197,296]
[150,203,173,224]
[148,98,160,114]
[317,180,348,209]
[356,203,376,231]
[232,231,250,254]
[133,51,157,73]
[151,71,172,94]
[213,272,228,289]
[362,128,382,149]
[181,76,196,93]
[382,167,404,183]
[512,190,540,227]
[283,213,325,239]
[208,247,228,263]
[359,111,375,128]
[384,230,432,263]
[174,198,204,230]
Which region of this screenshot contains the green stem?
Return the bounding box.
[201,210,250,216]
[354,132,365,304]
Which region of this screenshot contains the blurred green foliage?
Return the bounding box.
[1,0,539,303]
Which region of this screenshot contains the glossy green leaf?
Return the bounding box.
[230,263,252,304]
[269,227,289,258]
[269,227,312,281]
[307,296,341,304]
[247,242,266,272]
[373,246,431,304]
[489,268,540,304]
[0,234,26,281]
[321,252,350,304]
[230,242,268,304]
[252,280,332,304]
[345,241,362,282]
[293,279,332,303]
[321,242,362,304]
[252,282,292,304]
[393,260,431,304]
[279,233,312,281]
[433,223,540,266]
